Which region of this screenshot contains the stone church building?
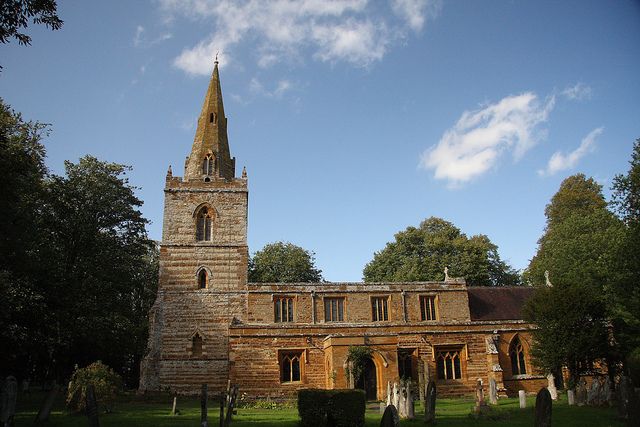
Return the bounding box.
[139,62,546,400]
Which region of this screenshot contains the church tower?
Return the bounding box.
[140,60,248,393]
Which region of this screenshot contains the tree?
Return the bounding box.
[362,217,520,286]
[249,241,323,283]
[524,174,625,382]
[610,139,640,375]
[0,0,63,46]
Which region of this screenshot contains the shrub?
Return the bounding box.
[298,389,365,427]
[66,361,122,413]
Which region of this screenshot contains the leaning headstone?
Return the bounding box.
[34,384,59,424]
[379,404,400,427]
[547,374,558,401]
[617,376,633,420]
[424,380,436,424]
[489,378,498,405]
[171,395,178,415]
[0,376,17,427]
[567,389,575,406]
[201,383,208,427]
[534,387,552,427]
[519,390,527,409]
[85,384,100,427]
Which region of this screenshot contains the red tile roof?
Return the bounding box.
[467,287,534,321]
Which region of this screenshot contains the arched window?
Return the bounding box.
[281,352,301,382]
[192,334,203,357]
[196,207,213,241]
[202,154,214,176]
[510,337,527,376]
[198,269,207,289]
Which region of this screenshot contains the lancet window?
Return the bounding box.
[196,207,213,241]
[202,154,214,176]
[198,269,207,289]
[510,337,527,376]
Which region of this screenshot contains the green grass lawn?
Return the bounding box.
[13,390,623,426]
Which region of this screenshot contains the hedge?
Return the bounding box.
[298,389,366,427]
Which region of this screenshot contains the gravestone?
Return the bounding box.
[223,384,238,427]
[474,379,488,414]
[534,387,552,427]
[603,377,612,406]
[519,390,526,409]
[567,389,575,406]
[34,385,59,424]
[489,378,498,405]
[380,404,399,427]
[576,379,587,406]
[587,377,601,405]
[85,384,100,427]
[617,376,633,421]
[386,382,392,407]
[0,376,17,427]
[379,402,386,414]
[201,384,208,427]
[547,374,558,400]
[406,380,414,419]
[392,382,399,410]
[424,380,436,424]
[397,381,407,418]
[171,395,178,415]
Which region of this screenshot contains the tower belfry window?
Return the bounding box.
[209,113,214,123]
[202,154,214,176]
[196,207,213,241]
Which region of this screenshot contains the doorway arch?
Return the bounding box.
[355,357,377,400]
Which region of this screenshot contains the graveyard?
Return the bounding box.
[7,389,625,426]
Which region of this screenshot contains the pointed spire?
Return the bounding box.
[184,58,235,181]
[241,166,247,179]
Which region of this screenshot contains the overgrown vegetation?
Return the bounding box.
[345,346,373,385]
[66,361,122,413]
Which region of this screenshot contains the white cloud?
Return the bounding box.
[249,77,294,98]
[133,24,173,48]
[420,93,555,187]
[538,127,602,176]
[561,82,592,101]
[391,0,441,32]
[158,0,440,75]
[133,25,145,47]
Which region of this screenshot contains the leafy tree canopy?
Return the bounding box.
[0,0,63,45]
[249,241,323,283]
[362,217,521,286]
[544,173,607,226]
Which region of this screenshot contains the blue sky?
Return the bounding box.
[1,0,639,281]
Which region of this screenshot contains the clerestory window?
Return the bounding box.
[420,295,437,321]
[371,296,389,321]
[196,207,213,241]
[274,297,295,322]
[324,297,345,322]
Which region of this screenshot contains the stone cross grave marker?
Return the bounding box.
[474,379,488,414]
[518,390,526,409]
[489,378,498,405]
[534,387,552,427]
[0,376,17,427]
[424,380,436,424]
[34,384,59,424]
[379,404,399,427]
[85,384,100,427]
[547,374,558,400]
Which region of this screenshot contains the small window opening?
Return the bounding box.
[198,269,207,289]
[202,155,214,176]
[209,113,214,123]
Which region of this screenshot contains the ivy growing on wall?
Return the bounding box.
[345,346,373,384]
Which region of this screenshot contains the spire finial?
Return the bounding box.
[215,51,219,65]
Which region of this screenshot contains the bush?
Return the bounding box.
[298,389,365,427]
[66,361,122,413]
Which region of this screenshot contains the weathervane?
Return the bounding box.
[215,51,219,64]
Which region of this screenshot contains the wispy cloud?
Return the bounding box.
[249,77,295,98]
[133,24,173,48]
[159,0,440,75]
[561,82,592,101]
[538,127,602,176]
[420,93,555,187]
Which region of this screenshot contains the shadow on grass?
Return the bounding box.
[13,391,624,427]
